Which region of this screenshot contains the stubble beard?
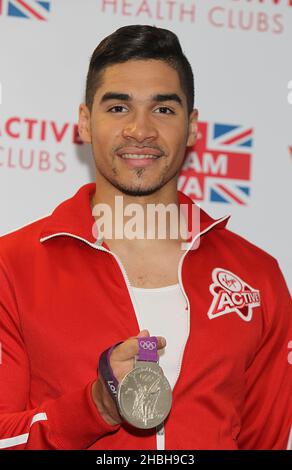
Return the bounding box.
[99,162,175,197]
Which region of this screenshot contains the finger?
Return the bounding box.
[111,335,166,362]
[157,336,167,350]
[137,329,150,338]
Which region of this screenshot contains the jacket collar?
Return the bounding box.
[40,183,230,244]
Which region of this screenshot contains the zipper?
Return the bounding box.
[40,214,229,449]
[173,215,231,392]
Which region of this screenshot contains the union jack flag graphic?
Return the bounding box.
[0,0,50,20]
[178,122,254,205]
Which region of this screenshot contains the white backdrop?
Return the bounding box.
[0,0,291,291]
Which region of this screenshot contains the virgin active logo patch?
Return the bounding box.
[207,268,261,322]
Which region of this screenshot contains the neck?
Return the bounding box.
[91,175,188,247]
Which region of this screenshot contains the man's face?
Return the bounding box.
[79,59,198,197]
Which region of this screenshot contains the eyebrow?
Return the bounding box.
[99,92,183,106]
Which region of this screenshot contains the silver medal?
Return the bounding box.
[117,361,172,429]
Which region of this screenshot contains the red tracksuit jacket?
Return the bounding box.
[0,183,291,450]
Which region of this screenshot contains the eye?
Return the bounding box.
[108,105,128,113]
[154,106,175,114]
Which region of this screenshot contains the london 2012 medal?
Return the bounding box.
[117,337,172,429]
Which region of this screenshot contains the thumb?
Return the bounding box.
[111,330,150,363]
[137,329,150,338]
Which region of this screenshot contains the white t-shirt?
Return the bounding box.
[130,283,189,390]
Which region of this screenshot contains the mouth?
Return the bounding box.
[119,153,159,160]
[116,147,163,167]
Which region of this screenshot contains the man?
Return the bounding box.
[0,25,291,450]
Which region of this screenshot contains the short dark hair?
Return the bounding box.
[85,25,195,115]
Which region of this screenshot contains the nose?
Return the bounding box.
[122,110,158,142]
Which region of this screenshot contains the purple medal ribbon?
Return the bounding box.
[137,337,158,363]
[98,342,122,401]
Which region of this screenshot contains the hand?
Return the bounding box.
[92,330,166,426]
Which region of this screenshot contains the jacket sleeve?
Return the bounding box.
[238,259,292,450]
[0,256,119,450]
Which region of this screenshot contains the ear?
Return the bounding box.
[186,108,199,147]
[78,103,92,143]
